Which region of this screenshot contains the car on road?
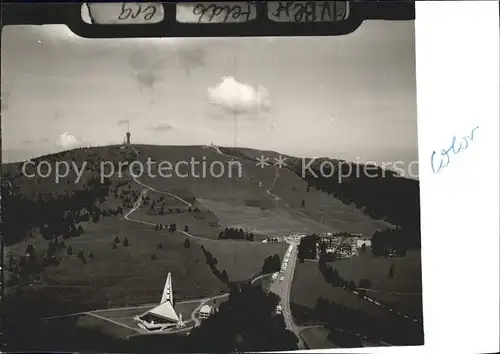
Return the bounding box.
[280,275,285,281]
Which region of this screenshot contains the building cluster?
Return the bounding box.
[317,232,372,259]
[317,233,342,257]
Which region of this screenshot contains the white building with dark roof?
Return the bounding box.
[199,304,214,319]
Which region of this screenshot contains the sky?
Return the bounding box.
[1,6,418,176]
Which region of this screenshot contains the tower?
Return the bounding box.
[126,121,131,145]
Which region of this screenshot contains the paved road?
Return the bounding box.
[268,240,306,349]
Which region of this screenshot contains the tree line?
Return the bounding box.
[218,227,255,241]
[262,254,281,274]
[297,234,320,261]
[318,254,374,291]
[201,246,230,285]
[371,227,411,256]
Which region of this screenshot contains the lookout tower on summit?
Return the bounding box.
[125,121,131,145]
[120,123,131,149]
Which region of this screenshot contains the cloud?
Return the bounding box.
[57,132,82,149]
[134,71,158,90]
[126,40,206,87]
[117,119,130,127]
[175,46,206,75]
[207,76,271,116]
[148,122,173,132]
[128,47,168,90]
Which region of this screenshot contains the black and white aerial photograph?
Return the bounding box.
[1,2,423,353]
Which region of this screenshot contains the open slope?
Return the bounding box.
[221,146,419,237]
[4,217,228,314]
[332,249,423,293]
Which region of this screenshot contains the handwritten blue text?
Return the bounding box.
[431,126,479,174]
